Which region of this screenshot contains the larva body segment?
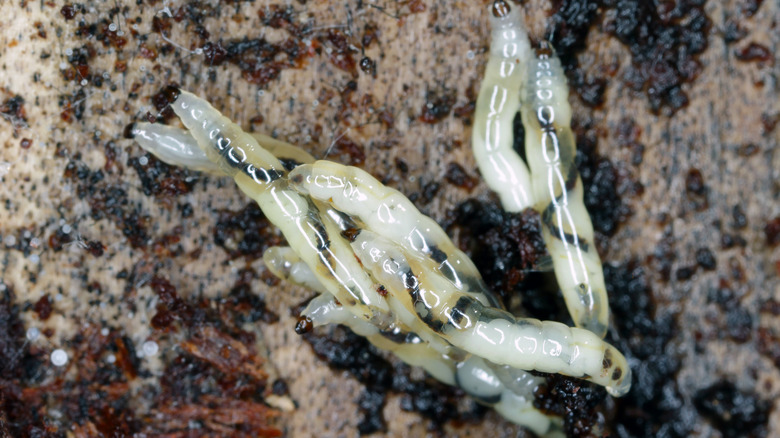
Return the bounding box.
[132,81,632,433]
[348,229,456,352]
[288,161,502,309]
[141,91,391,321]
[288,160,631,397]
[172,91,285,180]
[472,0,534,212]
[520,48,611,338]
[457,356,562,437]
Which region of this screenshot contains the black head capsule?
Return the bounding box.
[491,0,511,18]
[123,122,137,139]
[295,315,314,334]
[340,227,361,242]
[155,84,181,105]
[536,41,554,59]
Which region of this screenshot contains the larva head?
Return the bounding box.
[488,0,527,39]
[491,0,511,18]
[535,40,555,58]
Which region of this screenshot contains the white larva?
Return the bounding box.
[133,92,390,322]
[266,240,562,437]
[288,160,501,309]
[287,160,629,395]
[472,0,610,338]
[519,46,610,338]
[130,123,221,174]
[131,88,630,418]
[129,0,632,434]
[471,0,534,211]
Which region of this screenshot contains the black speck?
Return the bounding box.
[693,381,769,437]
[695,248,716,271]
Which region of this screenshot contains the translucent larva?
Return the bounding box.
[265,244,563,437]
[519,44,610,337]
[130,0,635,427]
[288,161,630,395]
[471,0,611,338]
[131,88,632,434]
[471,0,534,211]
[288,160,501,309]
[133,91,390,323]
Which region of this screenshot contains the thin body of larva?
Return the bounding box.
[288,160,502,309]
[131,123,316,174]
[266,244,562,437]
[469,0,610,338]
[134,91,391,322]
[130,123,222,174]
[287,160,630,396]
[520,45,610,338]
[471,0,534,211]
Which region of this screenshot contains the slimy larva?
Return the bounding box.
[287,160,628,394]
[131,87,631,436]
[472,0,610,338]
[520,44,610,338]
[129,1,631,435]
[471,0,534,211]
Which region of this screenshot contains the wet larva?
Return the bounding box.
[471,0,610,338]
[287,160,629,395]
[129,1,632,434]
[519,44,610,337]
[131,88,631,436]
[471,0,534,212]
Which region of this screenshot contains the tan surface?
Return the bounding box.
[1,0,778,437]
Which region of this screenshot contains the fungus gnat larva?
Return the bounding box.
[520,43,611,338]
[129,1,631,435]
[131,88,630,436]
[472,0,610,338]
[472,0,534,211]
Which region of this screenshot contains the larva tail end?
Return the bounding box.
[527,255,554,273]
[579,316,608,339]
[606,365,632,398]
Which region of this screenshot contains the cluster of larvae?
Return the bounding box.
[131,1,630,435]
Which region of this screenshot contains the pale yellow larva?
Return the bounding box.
[520,43,611,338]
[132,95,630,437]
[130,1,634,427]
[471,0,611,338]
[472,0,534,212]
